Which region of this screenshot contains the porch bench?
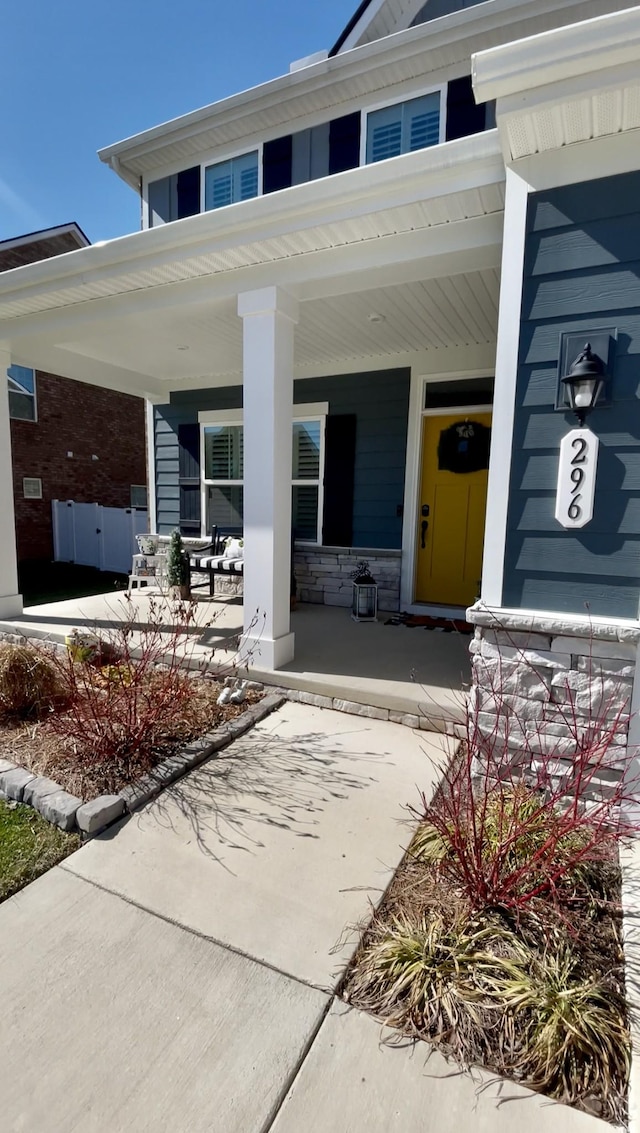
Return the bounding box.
[188,530,244,597]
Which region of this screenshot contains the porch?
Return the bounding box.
[0,592,469,728]
[0,131,504,672]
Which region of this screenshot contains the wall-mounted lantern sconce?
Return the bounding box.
[554,329,615,531]
[560,343,607,427]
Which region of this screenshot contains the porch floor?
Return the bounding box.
[0,592,469,727]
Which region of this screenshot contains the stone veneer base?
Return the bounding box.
[466,603,639,773]
[294,544,402,613]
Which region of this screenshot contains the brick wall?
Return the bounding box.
[11,371,146,562]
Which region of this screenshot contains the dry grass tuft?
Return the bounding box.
[0,644,67,720]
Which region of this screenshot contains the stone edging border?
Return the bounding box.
[0,693,284,838]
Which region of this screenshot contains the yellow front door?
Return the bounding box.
[415,412,492,607]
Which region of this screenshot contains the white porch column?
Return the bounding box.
[237,287,298,670]
[0,346,23,618]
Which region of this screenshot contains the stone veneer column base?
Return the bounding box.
[466,603,640,783]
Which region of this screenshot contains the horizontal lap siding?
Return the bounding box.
[154,370,409,549]
[503,171,640,619]
[296,371,409,549]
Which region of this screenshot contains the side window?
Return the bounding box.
[366,92,441,164]
[148,166,201,226]
[204,152,259,211]
[8,365,37,422]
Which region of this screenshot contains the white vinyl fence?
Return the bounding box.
[52,501,148,575]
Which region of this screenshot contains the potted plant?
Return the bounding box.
[166,530,190,599]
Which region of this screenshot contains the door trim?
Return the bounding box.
[400,375,494,612]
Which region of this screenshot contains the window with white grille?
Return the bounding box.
[23,477,42,499]
[201,415,325,542]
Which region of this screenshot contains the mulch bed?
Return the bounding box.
[0,684,262,802]
[341,830,627,1125]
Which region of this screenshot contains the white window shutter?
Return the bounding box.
[406,93,440,151]
[366,105,403,163]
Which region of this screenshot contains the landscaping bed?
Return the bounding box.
[0,596,266,826]
[342,705,636,1126]
[0,798,80,903]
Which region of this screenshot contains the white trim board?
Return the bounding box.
[145,400,157,535]
[198,403,328,424]
[479,167,529,608]
[400,369,494,609]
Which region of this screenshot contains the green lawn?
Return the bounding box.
[18,561,128,608]
[0,799,80,903]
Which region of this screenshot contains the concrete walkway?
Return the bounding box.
[0,704,605,1132]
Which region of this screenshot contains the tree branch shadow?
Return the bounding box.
[145,724,396,873]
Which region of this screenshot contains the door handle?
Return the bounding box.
[421,519,429,549]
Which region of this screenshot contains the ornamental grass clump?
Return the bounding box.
[344,632,636,1124]
[0,643,67,719]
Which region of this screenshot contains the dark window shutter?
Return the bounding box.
[176,166,201,219]
[178,423,201,535]
[328,112,361,174]
[445,75,486,141]
[322,414,356,547]
[263,135,293,194]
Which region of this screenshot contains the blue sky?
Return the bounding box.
[0,0,356,244]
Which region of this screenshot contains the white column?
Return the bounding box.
[479,168,530,608]
[237,287,298,670]
[0,346,23,618]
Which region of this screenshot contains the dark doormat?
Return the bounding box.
[384,611,474,634]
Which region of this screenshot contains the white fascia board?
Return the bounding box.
[98,0,579,183]
[472,4,640,104]
[0,223,90,252]
[0,132,504,313]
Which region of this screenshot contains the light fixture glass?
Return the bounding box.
[561,342,607,426]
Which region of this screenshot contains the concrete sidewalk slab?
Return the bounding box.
[0,867,328,1133]
[271,1001,607,1133]
[63,702,448,989]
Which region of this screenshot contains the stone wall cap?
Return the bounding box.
[294,543,401,558]
[467,603,640,645]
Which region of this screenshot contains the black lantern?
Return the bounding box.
[351,561,378,622]
[561,342,607,426]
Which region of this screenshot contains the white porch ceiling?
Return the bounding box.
[56,268,500,384]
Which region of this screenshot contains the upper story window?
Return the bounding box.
[365,92,442,164]
[7,365,37,422]
[204,151,259,211]
[145,75,492,227]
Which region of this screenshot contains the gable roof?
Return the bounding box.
[0,223,90,274]
[330,0,429,54]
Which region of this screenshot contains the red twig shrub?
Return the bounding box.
[416,636,638,913]
[45,593,253,790]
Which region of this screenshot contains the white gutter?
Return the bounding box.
[0,132,503,313]
[473,3,640,103]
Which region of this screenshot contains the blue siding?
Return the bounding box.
[154,369,410,548]
[503,171,640,619]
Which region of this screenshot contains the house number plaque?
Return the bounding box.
[555,427,599,529]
